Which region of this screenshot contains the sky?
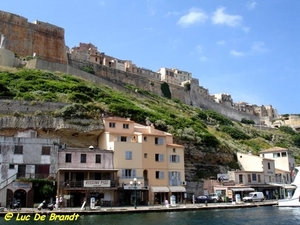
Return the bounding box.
[1,1,299,114]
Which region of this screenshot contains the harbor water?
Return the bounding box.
[1,206,300,224]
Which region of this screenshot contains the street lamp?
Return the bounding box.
[130,178,141,209]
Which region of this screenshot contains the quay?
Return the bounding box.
[0,201,278,216]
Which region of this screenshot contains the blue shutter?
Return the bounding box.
[160,154,164,162]
[177,155,180,163]
[169,172,172,185]
[122,169,125,178]
[178,172,181,185]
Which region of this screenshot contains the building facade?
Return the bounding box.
[98,117,186,206]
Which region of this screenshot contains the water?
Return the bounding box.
[1,206,300,225]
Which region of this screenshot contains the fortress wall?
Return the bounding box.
[0,10,67,64]
[29,58,260,124]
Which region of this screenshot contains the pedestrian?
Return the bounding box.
[59,195,63,209]
[165,199,169,208]
[55,196,59,210]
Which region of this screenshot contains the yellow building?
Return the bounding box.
[98,117,186,206]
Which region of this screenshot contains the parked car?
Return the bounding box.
[243,192,265,202]
[208,193,222,203]
[195,195,214,203]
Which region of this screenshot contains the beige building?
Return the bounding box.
[259,147,295,183]
[98,117,185,206]
[56,147,118,207]
[158,67,192,86]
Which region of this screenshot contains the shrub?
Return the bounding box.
[241,118,255,125]
[279,126,296,135]
[220,126,250,140]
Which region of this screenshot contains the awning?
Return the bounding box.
[151,186,169,192]
[231,188,254,192]
[169,186,186,192]
[283,185,296,189]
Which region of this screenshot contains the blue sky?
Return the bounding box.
[1,1,299,114]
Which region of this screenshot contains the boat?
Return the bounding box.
[278,166,300,206]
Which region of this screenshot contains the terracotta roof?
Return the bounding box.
[259,147,290,153]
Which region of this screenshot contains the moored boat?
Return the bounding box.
[278,167,300,207]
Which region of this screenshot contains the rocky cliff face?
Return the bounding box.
[0,115,104,148]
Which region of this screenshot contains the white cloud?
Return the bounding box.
[196,45,203,53]
[200,56,207,62]
[251,41,268,53]
[246,1,257,10]
[216,40,225,45]
[164,11,180,17]
[212,7,243,27]
[177,9,208,27]
[242,26,250,33]
[230,50,245,57]
[97,1,106,6]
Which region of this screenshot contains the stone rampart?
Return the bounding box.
[27,58,260,123]
[0,10,67,64]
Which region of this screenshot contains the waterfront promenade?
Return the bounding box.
[0,200,278,216]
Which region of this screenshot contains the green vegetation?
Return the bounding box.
[0,67,300,171]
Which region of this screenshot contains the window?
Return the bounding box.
[273,153,280,158]
[268,162,271,169]
[9,164,15,169]
[155,154,164,162]
[122,169,136,178]
[252,174,257,182]
[144,137,147,141]
[125,151,132,160]
[247,174,251,182]
[65,153,72,163]
[170,155,180,163]
[258,175,261,182]
[42,146,51,155]
[239,174,243,184]
[155,137,164,145]
[0,145,1,154]
[109,122,116,128]
[95,154,101,163]
[14,145,23,154]
[282,152,287,157]
[118,136,127,142]
[144,153,148,158]
[169,171,181,185]
[173,148,176,153]
[156,171,164,179]
[81,154,87,163]
[123,123,129,129]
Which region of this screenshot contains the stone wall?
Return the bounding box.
[0,10,67,64]
[27,57,260,123]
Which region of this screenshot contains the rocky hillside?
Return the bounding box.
[1,66,300,181]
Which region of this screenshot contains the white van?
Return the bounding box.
[242,192,264,202]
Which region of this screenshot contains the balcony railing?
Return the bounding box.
[17,173,56,180]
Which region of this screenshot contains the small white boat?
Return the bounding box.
[278,166,300,207]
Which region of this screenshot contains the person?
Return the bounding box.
[55,196,59,209]
[59,195,63,209]
[165,199,169,208]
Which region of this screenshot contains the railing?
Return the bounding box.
[17,173,56,180]
[0,173,17,190]
[60,180,119,188]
